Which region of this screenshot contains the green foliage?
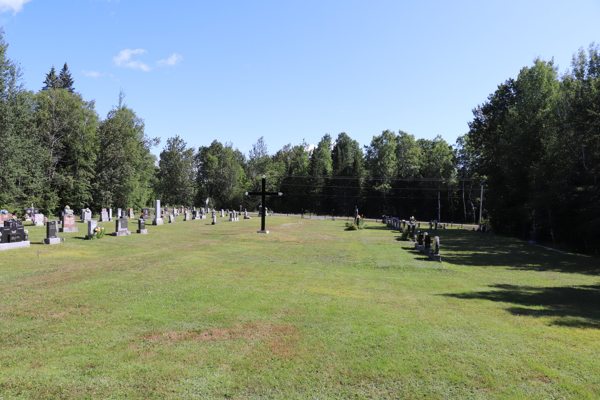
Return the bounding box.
[344,221,357,230]
[95,92,158,210]
[465,47,600,253]
[42,66,60,90]
[33,88,99,212]
[85,226,105,240]
[58,63,74,93]
[157,135,195,206]
[196,140,248,209]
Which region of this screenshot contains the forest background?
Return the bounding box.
[0,31,598,254]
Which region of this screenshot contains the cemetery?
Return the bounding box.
[0,210,598,399]
[0,7,599,397]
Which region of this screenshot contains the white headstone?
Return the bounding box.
[153,200,164,225]
[34,213,44,226]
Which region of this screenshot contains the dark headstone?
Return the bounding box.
[0,220,28,243]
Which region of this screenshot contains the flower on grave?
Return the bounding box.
[94,228,101,233]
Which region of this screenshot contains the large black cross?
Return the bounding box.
[245,175,282,234]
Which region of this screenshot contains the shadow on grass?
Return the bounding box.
[444,283,600,328]
[362,225,391,231]
[426,229,600,275]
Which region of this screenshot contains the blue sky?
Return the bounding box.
[3,0,599,157]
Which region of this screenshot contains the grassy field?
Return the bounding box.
[0,216,598,399]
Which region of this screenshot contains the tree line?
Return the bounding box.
[459,44,600,254]
[1,29,597,253]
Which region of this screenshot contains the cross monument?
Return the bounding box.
[245,175,283,234]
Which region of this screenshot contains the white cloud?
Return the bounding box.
[0,0,31,14]
[82,70,103,78]
[157,53,183,67]
[113,49,151,72]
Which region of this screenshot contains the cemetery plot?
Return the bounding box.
[0,217,598,399]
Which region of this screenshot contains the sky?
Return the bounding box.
[2,0,599,158]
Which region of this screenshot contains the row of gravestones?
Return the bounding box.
[0,200,251,251]
[414,231,442,262]
[381,216,442,262]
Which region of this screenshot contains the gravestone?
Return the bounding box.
[60,207,78,232]
[429,236,442,262]
[100,208,109,222]
[0,220,30,250]
[81,208,92,223]
[109,208,113,222]
[244,210,251,219]
[25,207,39,222]
[220,209,224,218]
[128,208,134,219]
[117,208,123,219]
[44,221,60,245]
[212,211,217,225]
[424,234,431,255]
[34,213,45,227]
[184,211,189,221]
[137,219,148,234]
[0,211,14,225]
[143,208,151,220]
[153,200,164,225]
[114,217,131,236]
[168,214,175,223]
[87,220,97,237]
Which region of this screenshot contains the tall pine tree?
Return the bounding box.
[59,63,74,93]
[42,66,60,90]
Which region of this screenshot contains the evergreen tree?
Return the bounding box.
[59,63,74,93]
[42,66,61,90]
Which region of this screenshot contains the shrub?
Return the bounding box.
[85,226,106,240]
[345,222,358,231]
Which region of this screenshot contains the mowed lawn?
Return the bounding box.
[0,216,598,399]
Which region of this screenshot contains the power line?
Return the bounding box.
[273,175,478,182]
[279,183,485,191]
[286,193,453,200]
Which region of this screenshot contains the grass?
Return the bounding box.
[0,217,598,399]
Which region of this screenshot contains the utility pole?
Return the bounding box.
[437,191,441,222]
[479,184,484,225]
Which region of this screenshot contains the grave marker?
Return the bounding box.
[60,206,78,232]
[245,175,283,234]
[34,213,45,227]
[44,221,60,245]
[137,219,148,234]
[0,219,30,250]
[153,200,164,225]
[114,217,131,236]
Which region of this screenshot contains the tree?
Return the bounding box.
[59,63,74,93]
[42,66,61,90]
[157,136,196,206]
[196,141,248,209]
[33,88,99,211]
[94,92,158,209]
[0,29,45,213]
